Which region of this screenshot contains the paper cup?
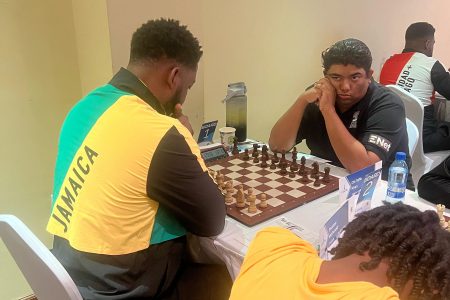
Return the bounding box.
[219,127,236,150]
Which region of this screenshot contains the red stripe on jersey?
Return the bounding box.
[379,52,415,85]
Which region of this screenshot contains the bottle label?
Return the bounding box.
[386,189,405,199]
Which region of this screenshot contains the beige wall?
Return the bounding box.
[0,0,82,299]
[106,0,205,135]
[72,0,113,95]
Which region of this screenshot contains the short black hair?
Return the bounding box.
[129,18,202,68]
[322,38,372,74]
[405,22,435,41]
[331,202,450,299]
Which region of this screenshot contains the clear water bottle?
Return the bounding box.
[224,82,247,142]
[386,152,408,203]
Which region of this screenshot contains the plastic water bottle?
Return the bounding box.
[386,152,408,203]
[224,82,247,142]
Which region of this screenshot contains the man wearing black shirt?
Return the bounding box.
[269,38,414,189]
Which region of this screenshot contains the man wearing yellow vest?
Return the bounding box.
[47,19,230,299]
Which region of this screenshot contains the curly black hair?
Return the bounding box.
[129,18,202,68]
[330,202,450,299]
[322,38,372,74]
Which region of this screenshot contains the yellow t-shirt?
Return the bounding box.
[229,227,399,300]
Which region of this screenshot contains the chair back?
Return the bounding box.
[405,118,419,157]
[0,214,82,300]
[386,85,434,184]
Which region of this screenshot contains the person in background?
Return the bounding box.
[229,202,450,300]
[380,22,450,153]
[47,18,231,300]
[269,38,414,189]
[418,154,450,207]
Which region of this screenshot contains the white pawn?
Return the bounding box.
[224,181,234,204]
[437,204,448,228]
[247,188,257,214]
[259,193,267,208]
[236,185,245,208]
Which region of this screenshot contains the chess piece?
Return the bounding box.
[292,146,298,160]
[298,164,305,176]
[260,155,268,168]
[437,204,448,229]
[272,151,279,163]
[300,156,306,166]
[322,167,331,183]
[243,149,250,161]
[218,174,226,191]
[301,171,309,183]
[235,185,245,208]
[280,150,287,164]
[289,170,296,178]
[231,137,239,155]
[311,161,319,176]
[259,193,267,208]
[270,159,277,169]
[313,176,321,187]
[290,156,299,172]
[279,162,287,175]
[253,156,260,163]
[252,143,259,157]
[261,145,269,159]
[247,188,257,213]
[224,181,234,204]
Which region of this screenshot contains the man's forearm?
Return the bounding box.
[269,96,309,151]
[322,108,379,172]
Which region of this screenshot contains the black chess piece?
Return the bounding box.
[253,156,260,163]
[243,149,250,161]
[300,156,306,166]
[279,163,287,175]
[301,171,309,183]
[322,166,331,183]
[252,143,259,157]
[260,156,268,168]
[298,164,305,176]
[289,170,296,178]
[292,146,298,160]
[313,176,321,187]
[231,137,239,155]
[273,151,279,163]
[270,159,277,169]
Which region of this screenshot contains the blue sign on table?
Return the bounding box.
[197,120,218,144]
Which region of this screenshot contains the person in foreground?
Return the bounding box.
[380,22,450,153]
[229,202,450,300]
[46,19,230,299]
[269,38,414,189]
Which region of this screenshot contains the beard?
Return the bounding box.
[164,88,182,116]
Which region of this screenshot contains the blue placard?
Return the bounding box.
[197,120,218,144]
[319,161,382,259]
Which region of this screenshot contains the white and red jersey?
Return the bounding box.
[380,52,436,105]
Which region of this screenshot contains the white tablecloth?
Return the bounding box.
[194,161,449,280]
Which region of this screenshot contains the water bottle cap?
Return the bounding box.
[395,152,406,161]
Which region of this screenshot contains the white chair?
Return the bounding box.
[386,85,450,184]
[0,214,82,300]
[406,118,419,157]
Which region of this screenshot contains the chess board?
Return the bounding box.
[207,151,340,226]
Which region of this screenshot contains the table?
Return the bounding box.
[193,161,450,280]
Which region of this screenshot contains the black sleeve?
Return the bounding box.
[360,94,407,162]
[146,126,225,237]
[417,155,450,207]
[430,61,450,99]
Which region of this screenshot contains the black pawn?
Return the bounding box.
[243,149,250,161]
